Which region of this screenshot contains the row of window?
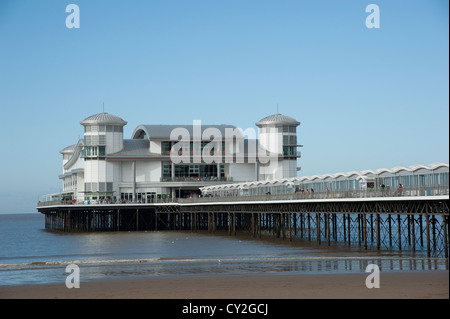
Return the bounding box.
[282,126,297,133]
[162,163,225,178]
[63,176,77,191]
[283,146,299,157]
[85,125,123,133]
[82,146,106,157]
[85,135,107,146]
[261,126,297,133]
[85,182,113,192]
[283,135,297,146]
[121,193,169,201]
[161,141,226,155]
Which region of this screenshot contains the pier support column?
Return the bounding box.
[376,213,381,250]
[388,214,392,247]
[136,209,139,231]
[307,213,311,241]
[67,210,71,232]
[288,213,292,241]
[398,214,402,251]
[316,213,320,245]
[363,213,367,250]
[259,213,262,239]
[117,209,120,231]
[426,214,430,257]
[327,213,331,246]
[411,215,415,252]
[347,214,351,245]
[443,216,448,258]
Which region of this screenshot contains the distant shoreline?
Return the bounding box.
[0,271,448,299]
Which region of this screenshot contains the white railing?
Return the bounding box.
[37,185,448,207]
[180,185,449,204]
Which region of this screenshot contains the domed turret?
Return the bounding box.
[256,112,301,180]
[81,112,127,126]
[80,112,127,201]
[81,112,127,154]
[256,113,300,127]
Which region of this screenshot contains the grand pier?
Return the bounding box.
[38,109,449,258]
[37,194,449,258]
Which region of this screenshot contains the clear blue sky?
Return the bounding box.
[0,0,448,214]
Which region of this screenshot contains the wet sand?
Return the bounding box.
[0,271,448,299]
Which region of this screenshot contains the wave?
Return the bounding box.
[0,258,163,270]
[0,255,445,271]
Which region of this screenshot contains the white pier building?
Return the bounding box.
[53,112,302,203]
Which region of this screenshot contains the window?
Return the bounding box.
[82,146,106,157]
[283,135,297,156]
[163,164,172,178]
[283,135,297,146]
[282,126,296,133]
[283,146,296,156]
[173,164,224,178]
[162,141,172,155]
[85,135,106,146]
[189,165,200,175]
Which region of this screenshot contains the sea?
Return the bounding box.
[0,213,448,286]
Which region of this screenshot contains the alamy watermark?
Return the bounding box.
[169,120,280,176]
[65,4,80,29]
[65,4,380,30]
[365,264,380,289]
[65,263,80,288]
[366,4,380,29]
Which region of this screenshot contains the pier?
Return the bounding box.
[37,195,449,258]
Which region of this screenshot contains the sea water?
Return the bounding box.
[0,213,447,286]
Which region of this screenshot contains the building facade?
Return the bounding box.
[54,112,301,203]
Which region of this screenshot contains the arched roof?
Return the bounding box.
[80,112,127,126]
[63,139,84,170]
[131,124,239,140]
[255,113,300,127]
[346,171,360,178]
[429,163,449,170]
[408,164,429,172]
[200,163,449,193]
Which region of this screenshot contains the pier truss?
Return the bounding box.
[38,196,449,258]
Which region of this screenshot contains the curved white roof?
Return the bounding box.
[408,164,429,172]
[256,113,300,127]
[429,162,449,170]
[80,112,127,126]
[200,163,449,193]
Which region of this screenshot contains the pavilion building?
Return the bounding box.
[53,111,302,203]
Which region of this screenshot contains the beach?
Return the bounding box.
[1,271,448,299]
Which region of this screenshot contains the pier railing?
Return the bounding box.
[181,185,449,204]
[36,197,176,207]
[37,185,448,207]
